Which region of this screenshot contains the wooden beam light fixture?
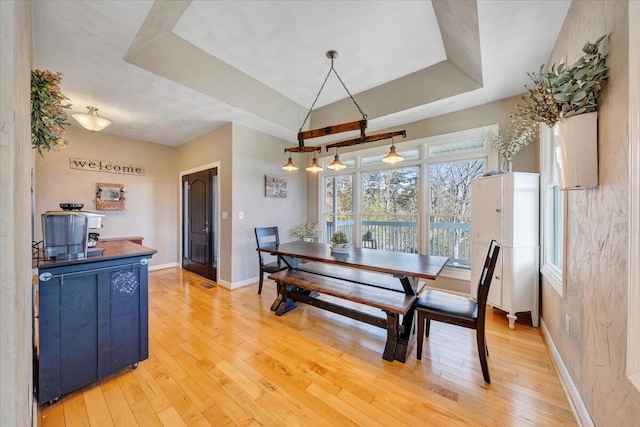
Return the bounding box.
[283,50,407,172]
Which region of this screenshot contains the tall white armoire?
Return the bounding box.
[470,172,540,329]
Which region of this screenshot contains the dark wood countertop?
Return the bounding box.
[38,240,157,270]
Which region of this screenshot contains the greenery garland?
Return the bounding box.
[31,69,71,155]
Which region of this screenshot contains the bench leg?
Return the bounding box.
[393,306,416,363]
[270,282,283,311]
[274,284,297,316]
[382,311,399,362]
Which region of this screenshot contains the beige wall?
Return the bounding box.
[230,124,308,285]
[176,124,233,284]
[540,1,640,425]
[0,0,34,425]
[176,123,307,287]
[34,126,179,267]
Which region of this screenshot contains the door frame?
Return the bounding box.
[179,162,221,280]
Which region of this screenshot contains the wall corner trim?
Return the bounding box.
[540,319,595,427]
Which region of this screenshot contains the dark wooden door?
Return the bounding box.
[182,169,217,281]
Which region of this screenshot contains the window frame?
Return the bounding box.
[318,125,498,281]
[540,123,566,297]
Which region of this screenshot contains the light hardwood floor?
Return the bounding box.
[41,267,576,426]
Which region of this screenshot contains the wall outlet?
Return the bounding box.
[564,314,571,335]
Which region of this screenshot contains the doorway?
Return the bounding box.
[182,168,218,281]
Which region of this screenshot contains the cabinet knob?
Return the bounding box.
[495,275,501,280]
[140,258,148,266]
[39,272,52,282]
[495,208,501,213]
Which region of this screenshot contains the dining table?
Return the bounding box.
[258,241,449,363]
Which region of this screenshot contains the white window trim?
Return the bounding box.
[540,124,565,296]
[627,0,640,392]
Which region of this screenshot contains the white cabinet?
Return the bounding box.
[471,173,540,329]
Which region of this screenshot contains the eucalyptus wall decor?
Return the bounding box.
[31,69,72,155]
[512,34,609,127]
[510,34,610,189]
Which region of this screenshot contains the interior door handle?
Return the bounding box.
[496,208,501,212]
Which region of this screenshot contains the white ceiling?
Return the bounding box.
[32,0,571,147]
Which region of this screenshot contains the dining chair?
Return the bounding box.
[416,240,500,383]
[254,226,287,295]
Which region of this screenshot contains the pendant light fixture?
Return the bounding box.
[327,148,346,171]
[283,50,407,172]
[305,154,323,173]
[282,155,298,171]
[72,106,111,132]
[382,138,404,164]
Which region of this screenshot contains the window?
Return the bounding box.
[319,125,497,275]
[361,167,419,252]
[324,174,354,242]
[429,159,485,269]
[540,123,565,296]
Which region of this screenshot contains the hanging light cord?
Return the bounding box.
[298,53,367,133]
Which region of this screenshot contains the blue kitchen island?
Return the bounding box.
[36,240,156,404]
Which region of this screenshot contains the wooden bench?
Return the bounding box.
[268,263,425,362]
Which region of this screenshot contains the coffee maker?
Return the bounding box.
[41,212,89,260]
[42,207,106,260]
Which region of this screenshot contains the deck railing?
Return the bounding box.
[325,216,471,269]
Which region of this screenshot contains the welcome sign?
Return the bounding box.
[70,158,145,176]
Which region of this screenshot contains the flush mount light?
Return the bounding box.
[283,50,406,172]
[72,106,111,132]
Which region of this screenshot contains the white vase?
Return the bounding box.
[553,112,598,190]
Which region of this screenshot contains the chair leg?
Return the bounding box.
[258,270,264,295]
[425,318,431,337]
[476,327,490,384]
[416,311,424,360]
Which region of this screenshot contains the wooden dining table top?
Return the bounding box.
[258,241,449,280]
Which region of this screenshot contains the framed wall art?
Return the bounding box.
[96,182,125,210]
[265,175,287,198]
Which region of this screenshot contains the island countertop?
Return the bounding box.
[38,240,157,270]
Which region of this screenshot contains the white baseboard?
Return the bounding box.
[149,262,178,271]
[223,276,259,290]
[540,319,594,427]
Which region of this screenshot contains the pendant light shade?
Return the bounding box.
[282,156,299,171]
[327,150,346,170]
[306,156,323,173]
[72,106,111,132]
[382,142,404,164]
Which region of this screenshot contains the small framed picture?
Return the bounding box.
[265,175,287,198]
[96,182,125,210]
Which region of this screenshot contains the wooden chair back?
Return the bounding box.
[255,226,280,266]
[475,240,500,323]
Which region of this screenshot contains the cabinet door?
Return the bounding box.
[104,263,147,374]
[471,176,503,243]
[471,242,502,307]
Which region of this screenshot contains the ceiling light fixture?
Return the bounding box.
[283,50,406,172]
[327,148,346,171]
[72,106,112,132]
[382,138,405,164]
[305,154,323,173]
[282,155,299,171]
